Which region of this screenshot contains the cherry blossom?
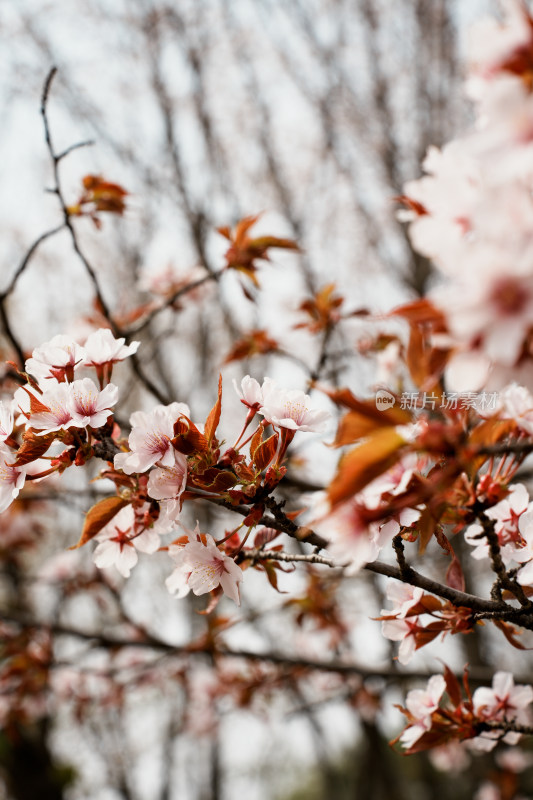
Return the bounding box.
[467,671,533,752]
[513,508,533,584]
[381,616,420,665]
[166,527,243,605]
[82,328,140,367]
[233,375,265,411]
[25,334,85,383]
[92,505,161,578]
[28,382,74,434]
[465,483,532,561]
[498,383,533,435]
[0,445,27,513]
[147,453,188,501]
[68,378,119,428]
[0,402,13,442]
[383,581,424,619]
[259,383,330,432]
[114,401,190,474]
[318,456,422,573]
[399,675,446,749]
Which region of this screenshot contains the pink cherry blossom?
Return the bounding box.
[166,527,243,605]
[259,383,330,433]
[465,483,532,561]
[381,617,419,665]
[83,328,140,367]
[114,401,190,474]
[25,334,85,383]
[317,455,422,573]
[233,375,265,410]
[0,402,13,442]
[499,383,533,435]
[0,445,26,513]
[473,671,533,722]
[383,581,424,619]
[513,508,533,584]
[147,453,187,501]
[28,383,74,434]
[68,378,119,428]
[321,498,384,573]
[93,505,161,578]
[399,674,446,749]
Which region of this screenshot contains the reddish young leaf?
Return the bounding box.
[172,417,208,454]
[328,428,406,507]
[493,619,532,650]
[249,425,264,461]
[204,374,222,444]
[253,432,279,471]
[71,496,129,549]
[442,663,462,707]
[253,527,281,548]
[20,386,50,415]
[224,329,278,363]
[262,561,288,593]
[446,555,466,593]
[12,431,56,466]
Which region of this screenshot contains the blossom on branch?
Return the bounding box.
[92,505,161,578]
[114,401,190,474]
[0,445,27,512]
[82,328,140,369]
[25,334,85,384]
[399,675,447,749]
[260,383,330,432]
[166,526,243,605]
[69,378,119,429]
[0,402,14,442]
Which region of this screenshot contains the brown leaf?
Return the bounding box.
[253,527,281,548]
[71,496,129,549]
[493,619,533,650]
[445,554,465,592]
[328,428,406,507]
[442,663,462,707]
[416,507,436,555]
[253,432,279,471]
[204,374,222,444]
[172,417,208,454]
[13,431,56,466]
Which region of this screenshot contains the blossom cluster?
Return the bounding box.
[0,331,331,607]
[397,670,533,755]
[402,0,533,392]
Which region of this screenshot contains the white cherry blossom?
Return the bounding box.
[68,378,119,428]
[25,334,85,383]
[260,383,330,432]
[233,375,265,410]
[499,383,533,435]
[465,483,532,561]
[399,675,446,749]
[114,401,190,474]
[0,445,27,512]
[0,402,14,442]
[28,383,74,434]
[381,617,419,665]
[83,328,140,367]
[166,527,243,605]
[382,581,424,619]
[93,505,161,578]
[471,672,533,750]
[147,453,188,501]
